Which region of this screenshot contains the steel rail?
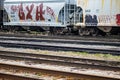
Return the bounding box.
[0,63,120,80]
[0,50,119,68]
[0,33,120,42]
[0,36,120,46]
[0,51,119,71]
[0,72,43,80]
[0,42,120,55]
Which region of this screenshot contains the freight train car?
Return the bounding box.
[76,0,120,36]
[3,0,68,32]
[1,0,120,36]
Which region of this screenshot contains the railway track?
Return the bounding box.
[0,36,119,55]
[1,63,119,80]
[0,51,120,68]
[0,51,120,80]
[0,36,120,46]
[0,72,43,80]
[0,32,120,42]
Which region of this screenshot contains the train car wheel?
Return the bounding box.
[78,28,84,36]
[90,28,98,37]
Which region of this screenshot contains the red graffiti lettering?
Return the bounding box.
[116,14,120,26]
[18,3,25,20]
[26,4,34,20]
[36,3,45,21]
[46,6,55,18]
[11,5,18,12]
[16,3,55,21]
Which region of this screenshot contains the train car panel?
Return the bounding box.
[4,0,66,27]
[76,0,120,27]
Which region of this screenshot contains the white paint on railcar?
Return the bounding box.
[4,22,65,27]
[77,0,120,26]
[4,0,66,27]
[4,0,65,2]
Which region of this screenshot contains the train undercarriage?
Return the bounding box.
[0,23,120,37]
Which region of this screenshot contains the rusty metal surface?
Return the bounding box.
[0,63,119,80]
[0,51,119,79]
[0,50,119,70]
[0,72,43,80]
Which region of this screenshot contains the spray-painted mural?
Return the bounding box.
[116,14,120,26]
[85,14,120,26]
[5,2,65,23]
[85,15,98,26]
[77,0,120,26]
[10,3,55,21]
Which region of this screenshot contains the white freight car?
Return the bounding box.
[2,0,120,36]
[76,0,120,35]
[3,0,67,27]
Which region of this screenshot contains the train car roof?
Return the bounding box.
[4,0,76,4]
[4,0,65,2]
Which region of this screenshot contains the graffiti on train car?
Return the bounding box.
[116,14,120,26]
[85,15,98,26]
[98,14,120,26]
[98,15,116,23]
[10,3,55,21]
[35,3,45,21]
[85,14,120,26]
